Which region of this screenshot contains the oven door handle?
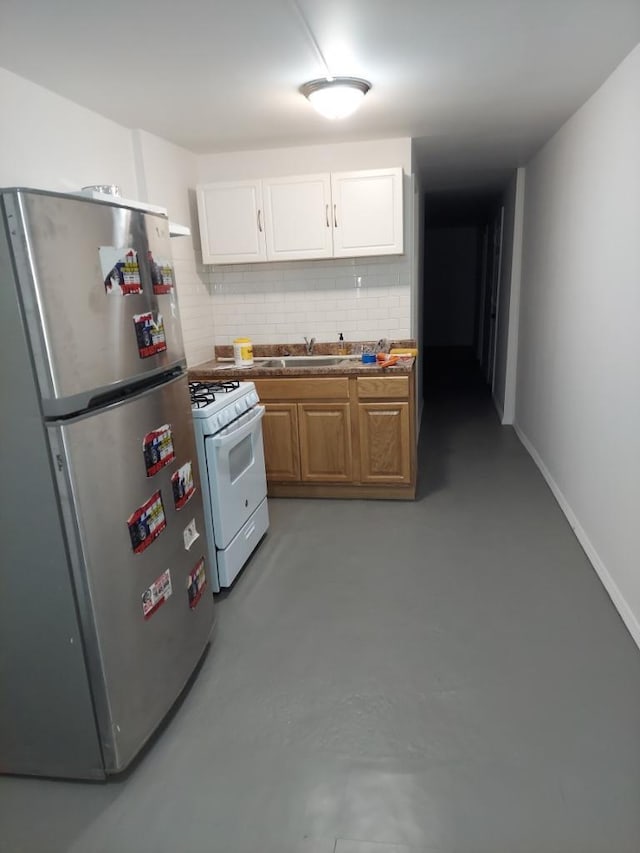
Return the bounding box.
[209,405,265,448]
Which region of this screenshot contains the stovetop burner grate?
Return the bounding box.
[189,380,240,408]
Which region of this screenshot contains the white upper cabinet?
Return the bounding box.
[263,174,333,261]
[331,168,403,258]
[197,180,267,264]
[196,167,403,265]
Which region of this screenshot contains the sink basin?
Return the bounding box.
[258,356,351,368]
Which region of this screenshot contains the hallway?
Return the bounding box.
[2,362,640,853]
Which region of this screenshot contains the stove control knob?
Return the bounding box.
[235,402,243,414]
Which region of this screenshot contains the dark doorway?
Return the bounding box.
[423,191,503,396]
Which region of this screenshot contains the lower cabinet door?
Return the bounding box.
[359,401,411,483]
[298,403,352,482]
[262,403,301,481]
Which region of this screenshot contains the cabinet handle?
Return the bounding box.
[333,204,338,228]
[257,209,263,232]
[325,204,330,228]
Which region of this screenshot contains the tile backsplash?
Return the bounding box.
[203,255,412,347]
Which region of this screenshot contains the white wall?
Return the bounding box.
[133,130,214,366]
[500,168,525,424]
[198,139,414,346]
[197,138,412,182]
[492,170,521,423]
[0,68,212,366]
[0,67,137,195]
[515,44,640,646]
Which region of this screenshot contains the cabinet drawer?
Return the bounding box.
[254,377,349,401]
[356,375,409,399]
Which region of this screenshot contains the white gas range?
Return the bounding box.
[190,380,269,592]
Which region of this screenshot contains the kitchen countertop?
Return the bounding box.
[189,356,414,380]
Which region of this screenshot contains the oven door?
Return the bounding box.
[204,405,267,548]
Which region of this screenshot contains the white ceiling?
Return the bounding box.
[1,0,639,191]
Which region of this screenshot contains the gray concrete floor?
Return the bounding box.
[2,359,640,853]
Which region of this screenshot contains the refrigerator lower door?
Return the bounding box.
[49,373,214,774]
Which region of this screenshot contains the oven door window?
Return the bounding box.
[228,433,253,483]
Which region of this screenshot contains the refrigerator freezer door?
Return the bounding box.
[3,189,185,416]
[49,373,214,774]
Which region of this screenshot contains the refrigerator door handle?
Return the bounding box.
[87,366,184,412]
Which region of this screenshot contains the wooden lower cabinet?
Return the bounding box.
[255,373,416,499]
[358,402,411,483]
[262,403,300,481]
[298,403,352,482]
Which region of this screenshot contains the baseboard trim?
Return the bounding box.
[268,482,416,501]
[513,422,640,651]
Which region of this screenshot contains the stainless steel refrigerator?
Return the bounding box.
[0,188,215,780]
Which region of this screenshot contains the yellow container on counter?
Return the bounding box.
[233,337,254,367]
[390,347,418,358]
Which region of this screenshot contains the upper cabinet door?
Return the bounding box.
[263,174,333,261]
[331,168,404,258]
[196,180,267,264]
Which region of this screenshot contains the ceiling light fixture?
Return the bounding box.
[300,77,371,120]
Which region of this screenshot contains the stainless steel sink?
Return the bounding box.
[258,356,352,368]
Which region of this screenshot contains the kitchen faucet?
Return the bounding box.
[304,336,316,355]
